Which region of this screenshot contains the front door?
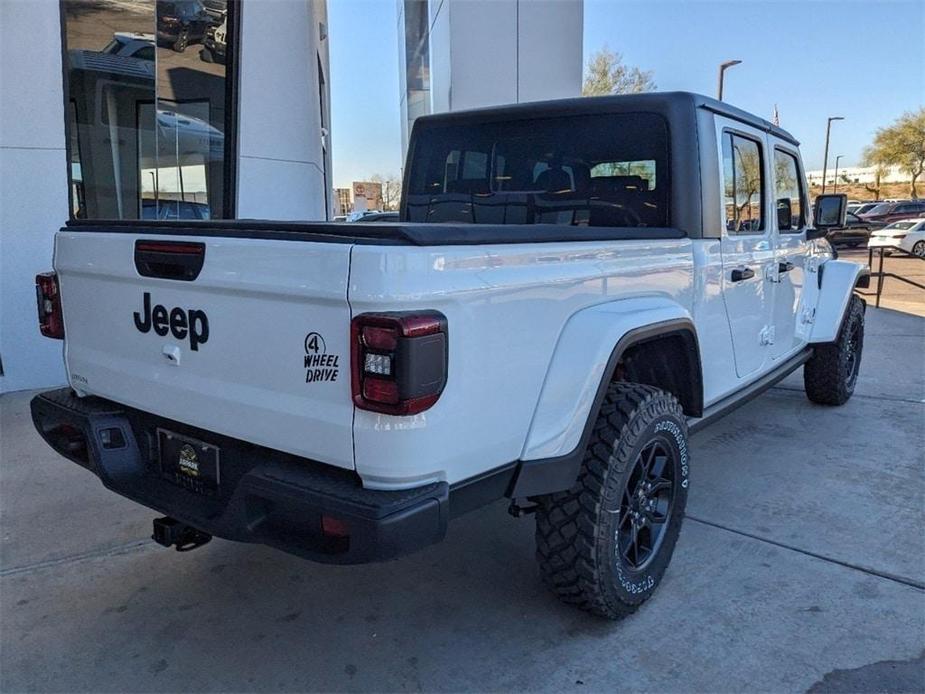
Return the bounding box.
[718,121,776,378]
[770,145,810,360]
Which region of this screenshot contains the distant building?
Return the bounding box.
[397,0,583,153]
[352,181,383,212]
[335,187,352,215]
[806,164,909,187]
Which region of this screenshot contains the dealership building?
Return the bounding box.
[0,0,581,394]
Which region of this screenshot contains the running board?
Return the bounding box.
[688,347,813,434]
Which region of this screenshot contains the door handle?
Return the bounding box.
[731,267,755,282]
[778,261,795,273]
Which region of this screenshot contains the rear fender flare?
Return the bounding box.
[520,297,699,465]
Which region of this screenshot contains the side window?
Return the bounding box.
[722,133,765,233]
[773,149,805,231]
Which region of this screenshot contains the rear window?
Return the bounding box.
[406,113,670,228]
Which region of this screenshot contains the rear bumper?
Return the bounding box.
[30,388,448,564]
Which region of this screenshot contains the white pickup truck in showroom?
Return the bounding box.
[32,92,867,619]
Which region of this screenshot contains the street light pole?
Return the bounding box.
[821,116,844,194]
[717,60,742,101]
[833,155,845,194]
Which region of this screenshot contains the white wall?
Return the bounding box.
[516,0,584,104]
[237,0,332,220]
[445,0,519,110]
[398,0,583,153]
[0,0,70,393]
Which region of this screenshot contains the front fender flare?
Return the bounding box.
[520,297,697,465]
[810,260,869,344]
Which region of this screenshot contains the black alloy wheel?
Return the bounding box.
[618,440,677,571]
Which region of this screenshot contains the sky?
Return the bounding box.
[328,0,925,189]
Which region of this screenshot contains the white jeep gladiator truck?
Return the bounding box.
[32,92,868,619]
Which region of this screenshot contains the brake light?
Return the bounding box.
[36,272,64,339]
[351,311,447,415]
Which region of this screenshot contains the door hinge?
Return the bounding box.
[759,325,776,346]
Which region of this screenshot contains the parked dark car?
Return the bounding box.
[853,202,882,216]
[859,200,925,224]
[157,0,216,53]
[826,211,884,248]
[355,211,400,222]
[201,0,227,22]
[200,15,226,64]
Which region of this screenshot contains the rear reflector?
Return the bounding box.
[45,423,88,464]
[351,311,447,415]
[321,515,350,538]
[35,272,64,339]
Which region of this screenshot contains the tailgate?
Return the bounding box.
[55,230,355,470]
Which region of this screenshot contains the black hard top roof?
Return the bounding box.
[413,91,799,147]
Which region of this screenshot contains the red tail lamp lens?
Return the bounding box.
[36,272,64,339]
[351,311,447,415]
[362,377,400,404]
[361,325,398,351]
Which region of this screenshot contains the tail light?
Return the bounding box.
[351,311,447,415]
[36,272,64,339]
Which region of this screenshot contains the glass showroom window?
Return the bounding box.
[403,0,431,139]
[62,0,236,220]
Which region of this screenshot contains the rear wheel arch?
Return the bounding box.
[612,324,704,418]
[510,319,703,498]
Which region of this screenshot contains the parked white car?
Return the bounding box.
[102,32,155,60]
[868,218,925,257]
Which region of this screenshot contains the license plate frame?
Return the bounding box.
[157,428,220,495]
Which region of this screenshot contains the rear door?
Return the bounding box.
[56,229,355,469]
[717,120,776,378]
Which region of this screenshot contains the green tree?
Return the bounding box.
[734,145,762,223]
[582,46,655,96]
[864,109,925,199]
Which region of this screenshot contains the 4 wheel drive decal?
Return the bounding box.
[303,331,339,383]
[133,292,209,351]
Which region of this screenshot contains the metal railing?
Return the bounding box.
[861,246,925,307]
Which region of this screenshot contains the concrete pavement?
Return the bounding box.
[2,306,923,692]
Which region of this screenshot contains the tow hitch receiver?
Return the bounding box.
[152,517,212,552]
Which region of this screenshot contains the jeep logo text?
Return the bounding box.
[133,292,209,351]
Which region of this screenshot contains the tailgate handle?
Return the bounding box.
[134,240,205,281]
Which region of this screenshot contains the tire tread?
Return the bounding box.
[535,382,685,619]
[804,295,865,406]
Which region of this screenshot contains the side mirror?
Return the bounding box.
[813,194,847,229]
[776,197,793,231]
